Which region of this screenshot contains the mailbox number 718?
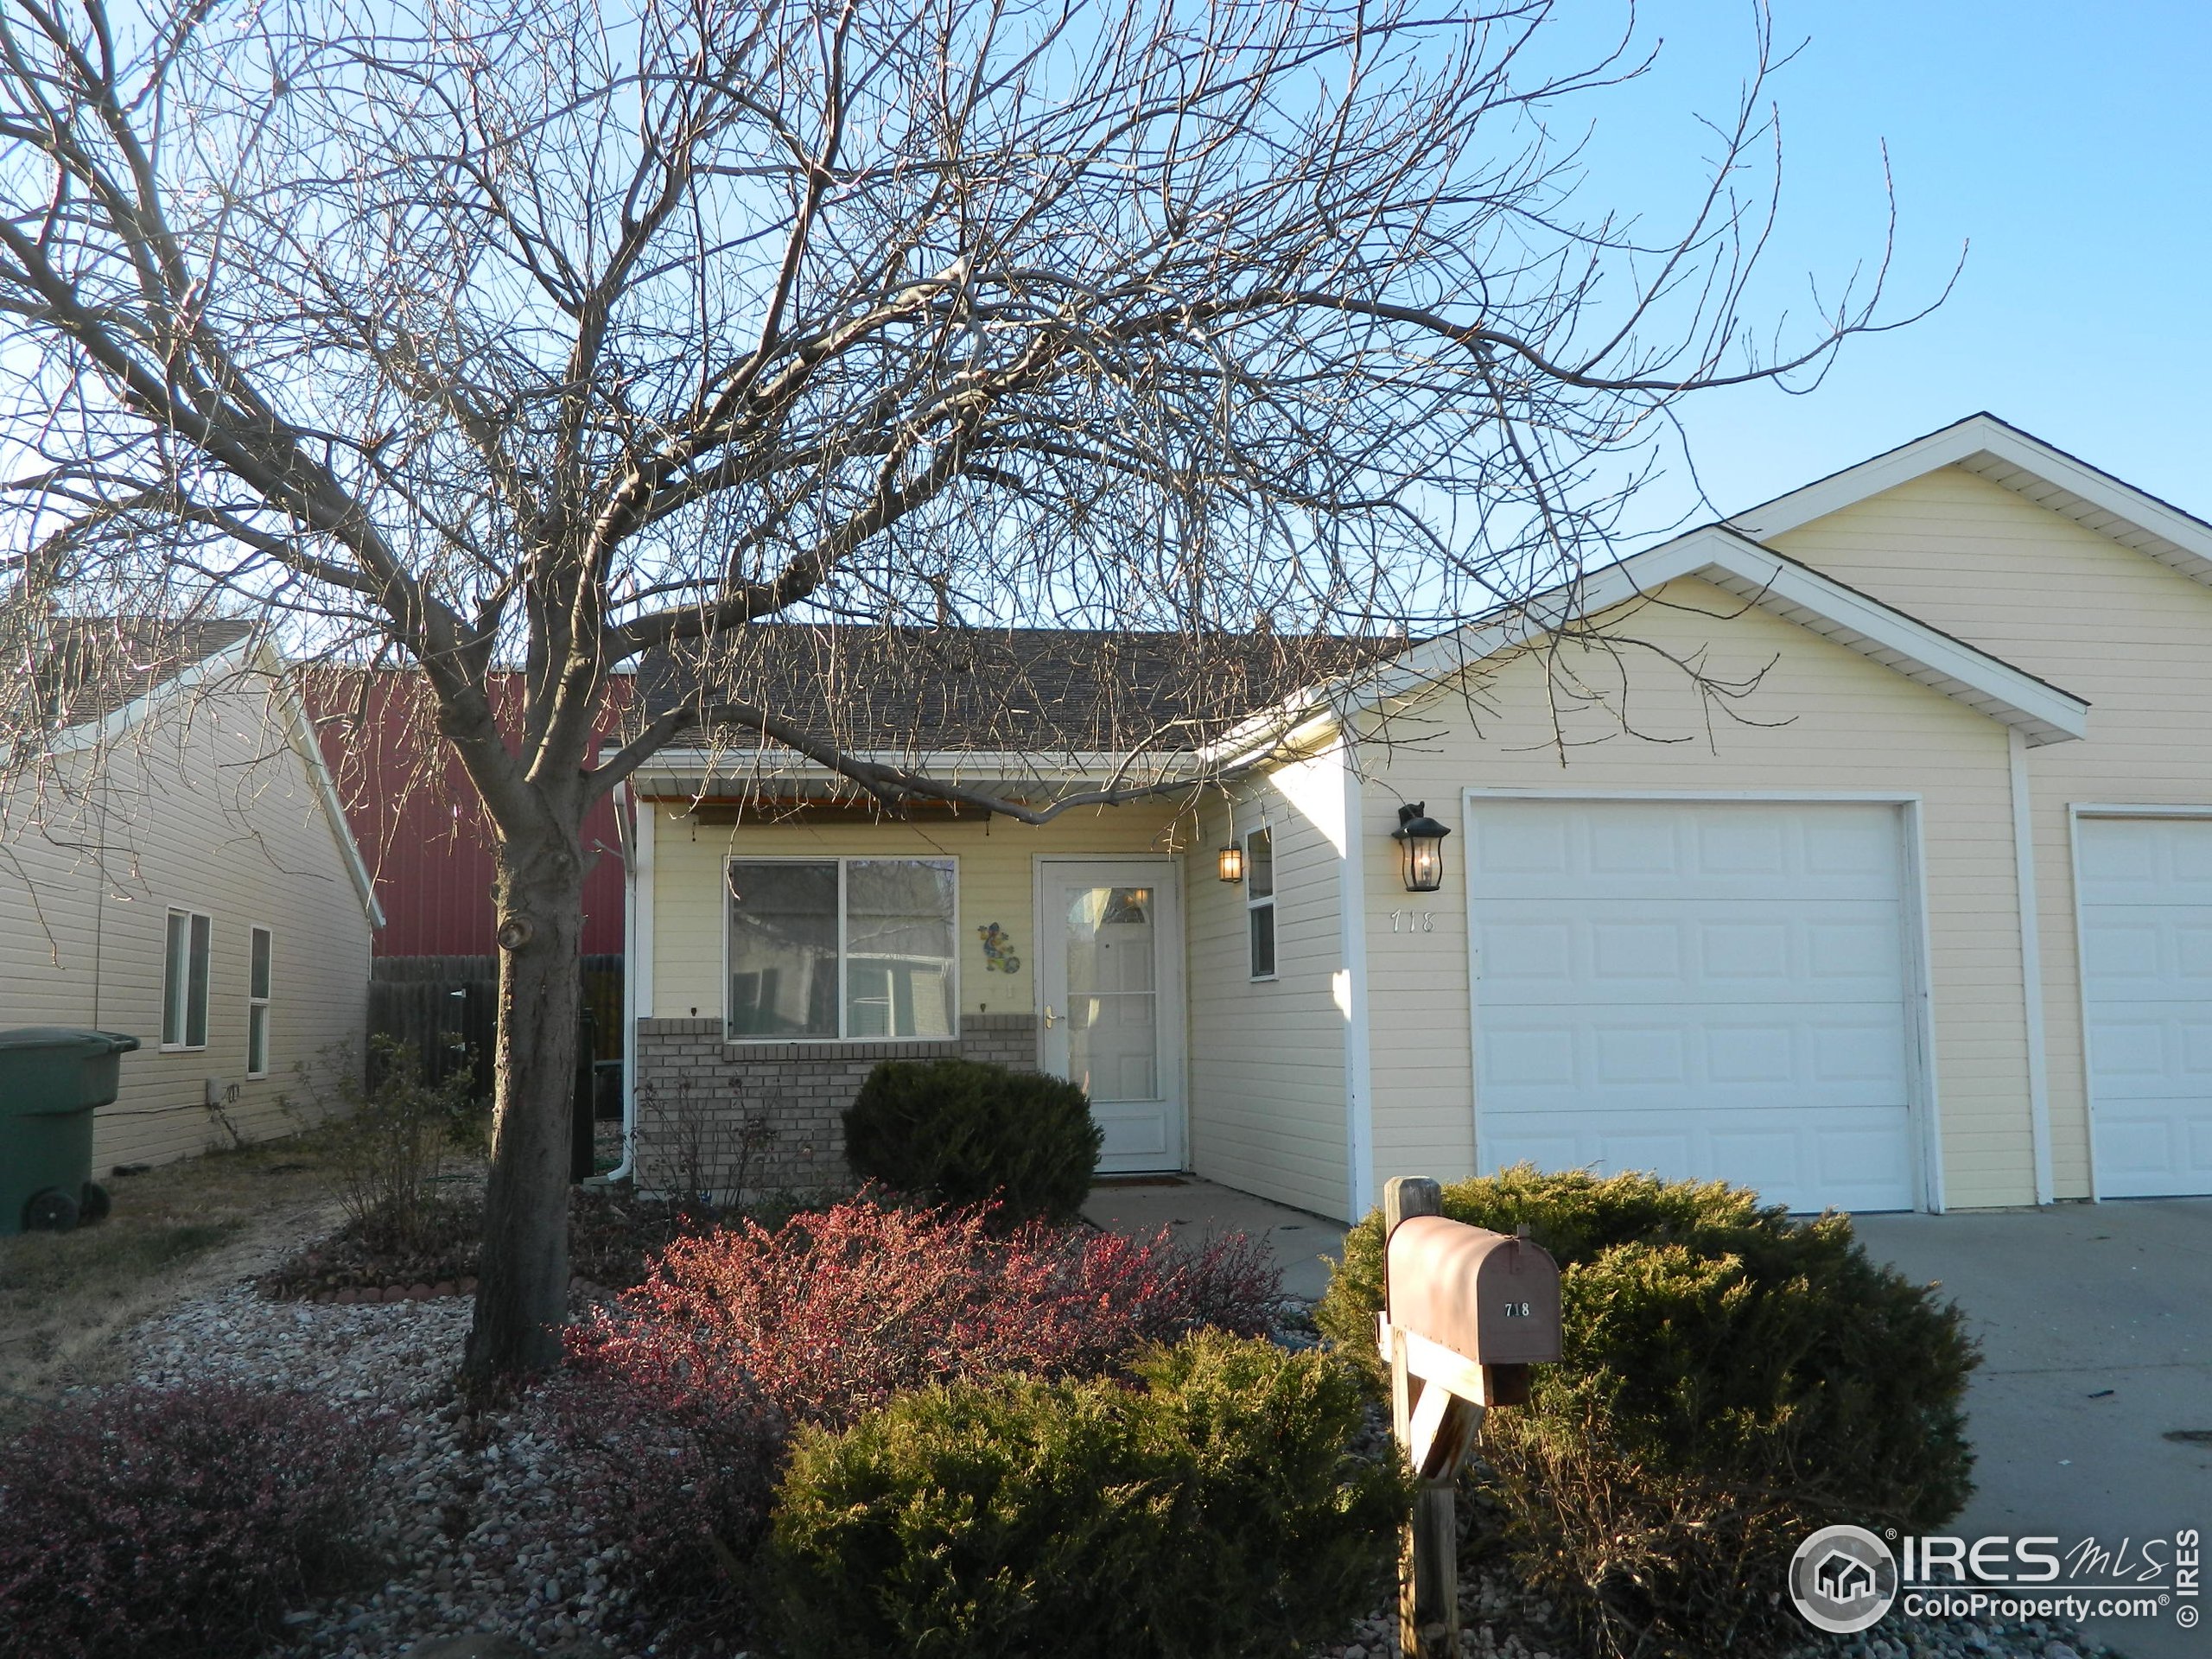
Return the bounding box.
[1502,1301,1534,1318]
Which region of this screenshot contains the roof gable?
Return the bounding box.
[1317,524,2090,751]
[8,626,385,928]
[1728,413,2212,588]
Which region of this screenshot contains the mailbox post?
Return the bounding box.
[1378,1176,1562,1659]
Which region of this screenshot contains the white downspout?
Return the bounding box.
[604,781,645,1184]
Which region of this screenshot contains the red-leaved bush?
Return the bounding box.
[551,1195,1281,1652]
[567,1193,1281,1430]
[0,1384,384,1659]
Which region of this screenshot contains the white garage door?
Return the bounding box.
[1470,799,1919,1213]
[2076,817,2212,1198]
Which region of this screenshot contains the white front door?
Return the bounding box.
[2077,816,2212,1198]
[1037,859,1185,1173]
[1467,798,1921,1213]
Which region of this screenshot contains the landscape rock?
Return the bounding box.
[110,1249,2125,1659]
[402,1637,532,1659]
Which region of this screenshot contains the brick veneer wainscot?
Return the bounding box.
[632,1013,1039,1199]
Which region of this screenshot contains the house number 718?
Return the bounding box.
[1389,910,1437,934]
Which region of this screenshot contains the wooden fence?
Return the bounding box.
[368,953,623,1099]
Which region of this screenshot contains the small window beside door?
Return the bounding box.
[247,926,273,1077]
[1245,828,1275,980]
[162,908,213,1050]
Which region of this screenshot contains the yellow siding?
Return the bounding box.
[0,677,375,1169]
[1355,575,2035,1212]
[648,804,1182,1023]
[1771,464,2212,1198]
[1183,749,1351,1218]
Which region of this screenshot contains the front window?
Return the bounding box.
[162,908,212,1049]
[726,858,957,1040]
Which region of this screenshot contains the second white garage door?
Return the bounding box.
[2075,816,2212,1198]
[1469,798,1921,1213]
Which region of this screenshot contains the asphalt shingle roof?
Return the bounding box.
[638,626,1402,756]
[5,615,256,732]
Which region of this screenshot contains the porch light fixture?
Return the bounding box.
[1390,802,1451,893]
[1217,841,1244,883]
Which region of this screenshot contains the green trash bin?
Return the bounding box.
[0,1027,140,1236]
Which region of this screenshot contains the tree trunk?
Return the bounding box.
[462,817,587,1380]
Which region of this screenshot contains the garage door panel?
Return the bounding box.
[1478,903,1904,1007]
[2081,920,2164,981]
[1480,1104,1915,1214]
[1471,804,1901,905]
[1471,799,1917,1212]
[1479,1006,1908,1110]
[2078,817,2212,1198]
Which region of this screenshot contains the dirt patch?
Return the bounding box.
[0,1126,373,1432]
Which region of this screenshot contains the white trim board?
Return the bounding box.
[1365,527,2089,748]
[1203,524,2092,769]
[1730,412,2212,589]
[2008,730,2055,1205]
[1338,743,1374,1222]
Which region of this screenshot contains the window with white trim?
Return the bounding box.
[1245,828,1276,979]
[725,858,957,1040]
[247,926,273,1077]
[162,909,212,1050]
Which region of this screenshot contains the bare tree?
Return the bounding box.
[0,0,1927,1376]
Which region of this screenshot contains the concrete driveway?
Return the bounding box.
[1853,1199,2211,1659]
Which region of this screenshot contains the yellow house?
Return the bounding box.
[618,416,2212,1221]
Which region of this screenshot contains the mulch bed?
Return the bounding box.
[258,1186,704,1305]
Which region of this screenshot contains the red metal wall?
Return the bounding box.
[302,670,628,957]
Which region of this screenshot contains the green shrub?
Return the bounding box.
[767,1332,1409,1659]
[1314,1166,1979,1659]
[842,1058,1101,1224]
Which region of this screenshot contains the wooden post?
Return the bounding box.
[1384,1176,1464,1659]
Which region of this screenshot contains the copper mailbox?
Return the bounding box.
[1385,1216,1562,1366]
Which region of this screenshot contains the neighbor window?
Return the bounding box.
[246,926,273,1077]
[1246,828,1276,979]
[726,858,957,1040]
[162,908,212,1049]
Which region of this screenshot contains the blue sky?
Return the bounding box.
[1534,0,2211,532]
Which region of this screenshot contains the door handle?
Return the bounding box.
[1043,1004,1058,1029]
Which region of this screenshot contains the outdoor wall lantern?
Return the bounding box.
[1391,802,1452,893]
[1217,841,1245,883]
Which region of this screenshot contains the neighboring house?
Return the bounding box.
[617,416,2212,1219]
[301,668,627,957]
[0,620,381,1170]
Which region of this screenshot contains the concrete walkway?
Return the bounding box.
[1853,1198,2212,1659]
[1083,1177,1348,1304]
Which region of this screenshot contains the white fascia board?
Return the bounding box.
[24,635,258,761]
[1344,525,2090,747]
[3,636,388,929]
[265,647,387,930]
[1730,413,2212,585]
[620,747,1205,795]
[1686,533,2090,747]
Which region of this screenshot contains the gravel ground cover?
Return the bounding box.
[109,1269,2130,1659]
